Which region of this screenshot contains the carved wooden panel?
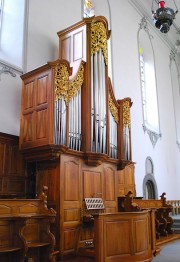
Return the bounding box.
[61,36,71,61]
[20,67,54,149]
[23,81,34,110]
[36,166,59,203]
[94,211,154,262]
[64,209,79,223]
[63,229,77,250]
[117,164,136,197]
[64,160,79,201]
[104,167,116,201]
[0,144,4,175]
[22,112,34,143]
[134,219,148,253]
[36,109,47,140]
[83,170,102,198]
[125,164,134,185]
[106,220,130,255]
[0,133,26,197]
[58,24,86,64]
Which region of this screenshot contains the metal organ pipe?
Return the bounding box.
[124,126,130,160]
[55,98,66,145]
[91,49,107,154]
[109,112,118,159]
[68,90,82,151]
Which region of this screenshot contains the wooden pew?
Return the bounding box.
[119,191,174,239]
[0,186,57,262]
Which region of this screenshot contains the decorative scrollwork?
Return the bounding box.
[109,95,119,124]
[143,125,161,147]
[123,101,131,128]
[68,64,84,102]
[91,22,108,65]
[54,63,84,104]
[0,65,16,80]
[54,63,69,103]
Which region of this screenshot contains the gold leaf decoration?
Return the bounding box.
[109,95,119,124]
[54,63,84,104]
[68,64,84,102]
[91,22,108,65]
[54,64,69,103]
[123,101,131,128]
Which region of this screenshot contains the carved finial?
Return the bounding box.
[160,192,166,199]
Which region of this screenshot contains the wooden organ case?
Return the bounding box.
[19,16,136,258]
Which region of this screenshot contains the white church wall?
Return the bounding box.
[26,0,82,71]
[0,73,22,135]
[0,0,179,198]
[109,0,180,198]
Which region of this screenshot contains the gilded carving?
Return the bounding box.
[109,95,119,124]
[123,101,131,128]
[54,63,69,103]
[91,22,108,65]
[68,64,84,102]
[54,63,84,104]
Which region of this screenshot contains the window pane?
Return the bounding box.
[0,0,26,69]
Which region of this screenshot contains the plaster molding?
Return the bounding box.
[143,125,162,147]
[0,63,16,80]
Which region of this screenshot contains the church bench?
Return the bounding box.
[0,187,58,262]
[119,192,174,239]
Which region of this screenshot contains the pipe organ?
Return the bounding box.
[19,16,136,258]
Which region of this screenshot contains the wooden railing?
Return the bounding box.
[166,200,180,216]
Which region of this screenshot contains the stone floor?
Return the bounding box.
[59,238,180,261]
[152,238,180,262]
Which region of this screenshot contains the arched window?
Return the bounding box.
[0,0,27,74]
[138,17,161,147]
[169,51,180,149]
[143,157,158,199]
[145,180,155,199]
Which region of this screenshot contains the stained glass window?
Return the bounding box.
[83,0,95,18]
